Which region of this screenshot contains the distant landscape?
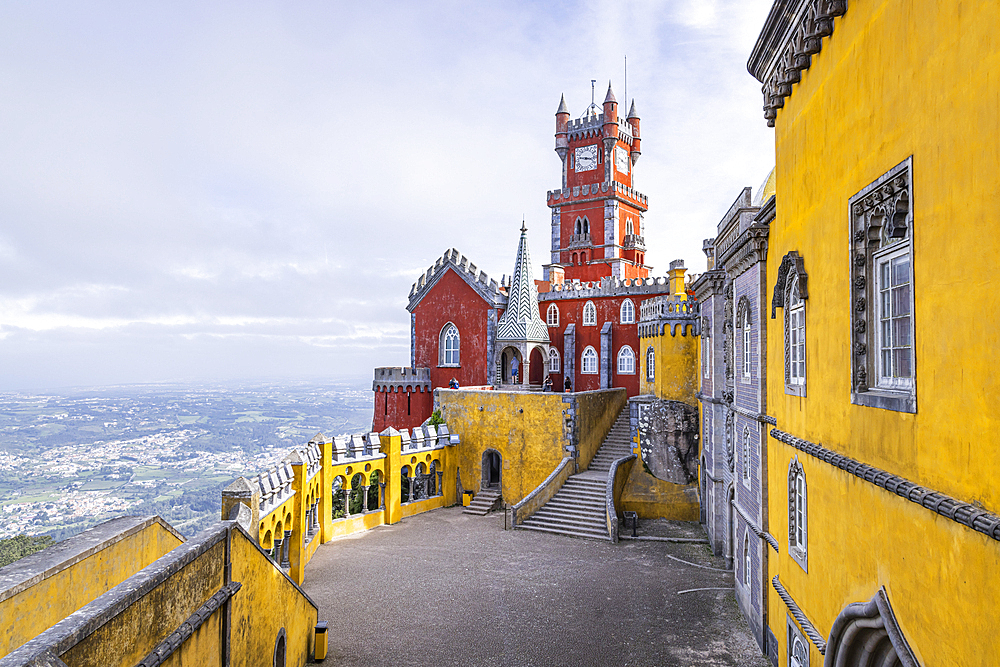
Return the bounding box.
[0,381,374,541]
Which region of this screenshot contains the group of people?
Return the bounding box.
[445,356,574,393]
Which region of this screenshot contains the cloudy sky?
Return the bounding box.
[0,0,775,390]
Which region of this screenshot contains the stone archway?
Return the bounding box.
[482,450,502,490]
[500,346,523,385]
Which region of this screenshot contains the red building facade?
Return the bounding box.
[372,83,689,431]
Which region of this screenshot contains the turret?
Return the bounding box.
[627,100,641,165]
[602,82,619,181]
[555,94,570,188]
[668,259,688,297]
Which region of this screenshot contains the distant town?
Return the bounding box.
[0,381,373,540]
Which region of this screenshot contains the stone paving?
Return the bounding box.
[303,507,770,667]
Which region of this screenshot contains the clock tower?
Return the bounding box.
[544,82,648,284]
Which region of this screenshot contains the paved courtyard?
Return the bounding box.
[303,507,768,666]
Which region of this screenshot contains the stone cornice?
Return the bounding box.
[718,223,770,276]
[747,0,847,127]
[691,269,726,298]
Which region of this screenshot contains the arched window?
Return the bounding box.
[546,303,559,327]
[625,219,634,236]
[548,348,561,373]
[617,346,635,375]
[571,252,578,265]
[440,323,460,366]
[743,531,751,588]
[620,299,635,324]
[581,346,598,374]
[788,457,807,570]
[742,426,751,481]
[575,219,582,235]
[582,218,589,235]
[740,303,752,380]
[646,347,655,381]
[582,301,597,326]
[786,279,806,392]
[703,329,712,379]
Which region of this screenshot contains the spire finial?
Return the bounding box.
[521,217,527,233]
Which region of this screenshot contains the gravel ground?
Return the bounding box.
[303,507,770,667]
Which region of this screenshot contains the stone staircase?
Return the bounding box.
[463,488,502,516]
[517,409,632,541]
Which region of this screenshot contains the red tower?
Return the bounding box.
[545,83,648,285]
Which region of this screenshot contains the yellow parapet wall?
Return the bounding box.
[0,515,184,659]
[2,518,318,667]
[438,388,626,505]
[621,465,699,521]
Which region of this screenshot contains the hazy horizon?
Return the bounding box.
[0,1,775,390]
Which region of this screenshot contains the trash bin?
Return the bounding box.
[314,622,328,661]
[462,490,475,507]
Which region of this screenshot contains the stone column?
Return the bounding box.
[361,485,369,512]
[281,530,292,567]
[436,470,444,497]
[272,538,282,563]
[379,481,386,510]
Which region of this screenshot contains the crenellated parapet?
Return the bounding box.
[373,366,431,392]
[407,248,506,312]
[638,295,700,338]
[538,274,673,302]
[546,180,648,210]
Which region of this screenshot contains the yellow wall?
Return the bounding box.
[60,539,226,667]
[641,331,698,404]
[621,465,699,521]
[766,1,1000,664]
[574,389,628,470]
[438,391,569,505]
[0,518,183,659]
[230,526,318,667]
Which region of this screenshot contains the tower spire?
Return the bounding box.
[496,223,549,344]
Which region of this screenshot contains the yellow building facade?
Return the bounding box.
[749,1,1000,665]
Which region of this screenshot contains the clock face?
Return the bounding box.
[575,144,598,172]
[615,146,630,174]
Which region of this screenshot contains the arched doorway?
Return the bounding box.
[529,346,545,386]
[500,347,522,385]
[482,450,501,489]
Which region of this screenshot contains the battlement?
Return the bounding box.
[546,180,648,208]
[408,247,506,311]
[373,366,431,391]
[538,274,674,302]
[638,294,700,338]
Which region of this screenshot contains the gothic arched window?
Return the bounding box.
[742,426,751,482]
[617,346,635,375]
[646,347,655,381]
[620,299,635,324]
[581,346,598,374]
[582,301,597,326]
[743,531,751,588]
[546,303,559,327]
[548,348,561,373]
[788,456,807,570]
[440,323,460,366]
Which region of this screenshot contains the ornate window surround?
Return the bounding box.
[546,303,559,327]
[772,251,808,396]
[788,455,807,572]
[849,157,916,414]
[741,425,752,486]
[742,530,751,588]
[582,300,597,326]
[736,296,752,383]
[702,317,712,380]
[439,323,460,367]
[646,346,655,381]
[581,346,598,374]
[788,616,810,667]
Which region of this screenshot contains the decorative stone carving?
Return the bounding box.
[771,251,808,318]
[636,399,700,484]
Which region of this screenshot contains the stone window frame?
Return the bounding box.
[741,425,751,486]
[582,300,597,326]
[736,296,752,383]
[548,347,561,373]
[616,345,635,375]
[786,277,806,396]
[645,346,655,381]
[849,157,916,413]
[704,409,712,452]
[546,303,559,327]
[725,412,735,472]
[742,529,751,589]
[771,250,809,397]
[581,345,599,374]
[702,320,711,380]
[439,322,460,367]
[788,455,808,572]
[620,298,635,324]
[788,616,810,667]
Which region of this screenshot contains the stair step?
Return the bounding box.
[529,511,606,528]
[517,523,611,541]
